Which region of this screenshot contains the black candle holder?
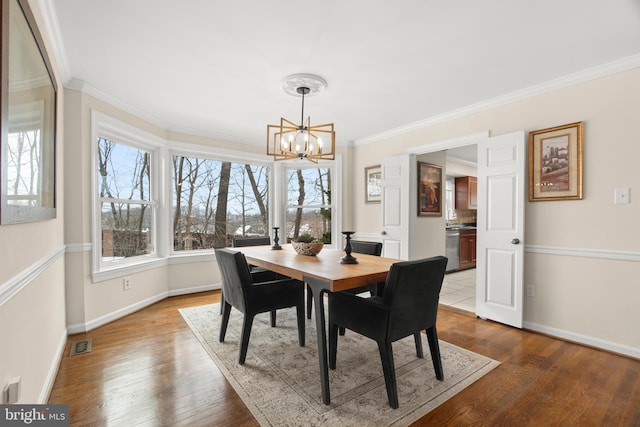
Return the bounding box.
[340,231,358,264]
[271,227,282,250]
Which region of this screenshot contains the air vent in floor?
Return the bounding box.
[70,339,92,356]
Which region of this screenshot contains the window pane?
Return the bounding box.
[287,168,331,206]
[286,167,332,244]
[173,156,269,251]
[101,202,152,261]
[98,137,150,201]
[6,129,43,206]
[285,208,331,244]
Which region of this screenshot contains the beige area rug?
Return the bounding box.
[180,303,499,426]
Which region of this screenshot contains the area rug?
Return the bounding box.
[180,303,499,426]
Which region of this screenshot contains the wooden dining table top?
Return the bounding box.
[239,244,399,292]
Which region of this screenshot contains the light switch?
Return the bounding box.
[614,187,630,204]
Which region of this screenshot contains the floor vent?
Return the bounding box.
[70,339,92,356]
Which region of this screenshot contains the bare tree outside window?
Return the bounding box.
[98,137,153,260]
[286,167,332,243]
[172,155,269,250]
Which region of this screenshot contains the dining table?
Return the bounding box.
[239,243,401,405]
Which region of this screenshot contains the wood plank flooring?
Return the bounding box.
[48,291,640,426]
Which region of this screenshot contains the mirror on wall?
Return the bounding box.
[1,0,57,224]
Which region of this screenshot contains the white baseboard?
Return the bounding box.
[168,283,220,297]
[39,328,68,403]
[523,320,640,360]
[67,283,221,334]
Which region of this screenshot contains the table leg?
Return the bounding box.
[304,276,331,405]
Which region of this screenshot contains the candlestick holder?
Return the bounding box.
[271,227,282,250]
[340,231,358,264]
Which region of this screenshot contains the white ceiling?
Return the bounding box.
[50,0,640,147]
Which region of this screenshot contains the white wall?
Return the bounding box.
[352,68,640,356]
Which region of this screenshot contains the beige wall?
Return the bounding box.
[0,0,67,403]
[352,68,640,353]
[415,151,447,258]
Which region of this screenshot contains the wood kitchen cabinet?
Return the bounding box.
[459,228,476,270]
[455,176,477,209]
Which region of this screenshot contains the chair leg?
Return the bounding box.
[219,302,232,342]
[414,332,424,358]
[339,326,346,336]
[270,310,276,327]
[239,314,255,365]
[306,285,313,319]
[426,327,444,380]
[377,339,399,409]
[219,289,224,315]
[328,320,338,370]
[296,302,305,347]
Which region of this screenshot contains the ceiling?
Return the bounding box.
[50,0,640,147]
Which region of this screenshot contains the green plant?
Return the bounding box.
[294,233,320,243]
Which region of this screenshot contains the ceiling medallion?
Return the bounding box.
[267,74,335,163]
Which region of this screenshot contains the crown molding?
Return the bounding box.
[355,53,640,146]
[37,0,72,82]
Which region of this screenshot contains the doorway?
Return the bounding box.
[443,144,478,313]
[441,268,476,311]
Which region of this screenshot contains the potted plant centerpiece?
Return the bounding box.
[291,233,324,256]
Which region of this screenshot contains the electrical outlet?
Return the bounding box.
[123,276,131,291]
[526,285,535,297]
[3,377,21,404]
[614,187,630,204]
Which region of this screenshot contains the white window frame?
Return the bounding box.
[167,141,273,257]
[275,156,342,250]
[90,112,342,280]
[91,111,167,282]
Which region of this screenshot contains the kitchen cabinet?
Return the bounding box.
[459,228,476,270]
[455,176,477,210]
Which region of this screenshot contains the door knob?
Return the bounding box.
[381,231,387,235]
[511,238,520,245]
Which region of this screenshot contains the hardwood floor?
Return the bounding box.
[48,291,640,426]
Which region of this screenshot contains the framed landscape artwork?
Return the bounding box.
[529,122,583,201]
[418,162,442,216]
[365,165,381,203]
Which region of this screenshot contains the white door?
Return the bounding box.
[476,131,526,328]
[381,154,415,260]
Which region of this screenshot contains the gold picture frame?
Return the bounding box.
[529,122,583,201]
[364,165,381,203]
[418,162,442,216]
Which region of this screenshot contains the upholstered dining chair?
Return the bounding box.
[306,240,383,320]
[328,255,448,408]
[215,248,305,364]
[220,236,279,315]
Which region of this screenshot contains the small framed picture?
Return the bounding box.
[529,122,583,201]
[365,165,381,203]
[418,162,442,216]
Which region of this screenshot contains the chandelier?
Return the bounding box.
[266,74,335,162]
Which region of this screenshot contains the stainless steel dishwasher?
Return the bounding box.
[445,229,460,272]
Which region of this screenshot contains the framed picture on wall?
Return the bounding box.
[418,162,442,216]
[365,165,381,203]
[529,122,583,201]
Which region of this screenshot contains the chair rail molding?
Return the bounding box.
[0,246,65,306]
[525,244,640,262]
